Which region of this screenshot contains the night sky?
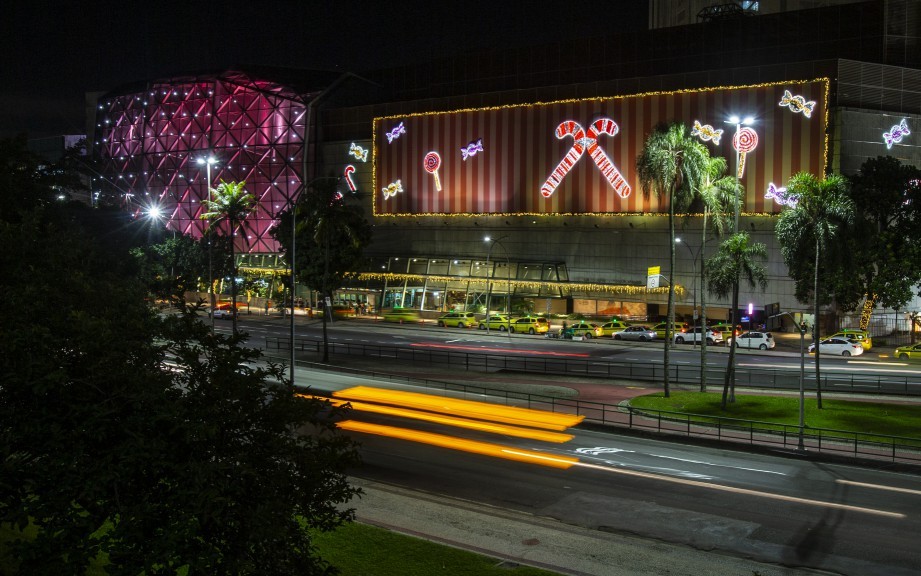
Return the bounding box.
[0,0,648,139]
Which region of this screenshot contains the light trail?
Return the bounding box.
[332,386,584,431]
[318,396,574,443]
[338,420,579,469]
[836,479,921,496]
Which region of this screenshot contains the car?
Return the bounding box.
[652,322,688,339]
[710,322,742,339]
[567,322,603,339]
[728,331,776,350]
[612,325,657,341]
[894,343,921,360]
[808,337,864,357]
[829,329,872,351]
[210,307,236,319]
[510,317,550,334]
[599,320,631,336]
[674,326,723,345]
[382,308,421,323]
[436,311,477,328]
[479,314,513,331]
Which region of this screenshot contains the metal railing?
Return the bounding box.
[264,337,921,396]
[272,354,921,466]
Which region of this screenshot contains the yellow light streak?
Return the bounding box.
[332,386,584,431]
[337,420,578,470]
[836,479,921,496]
[319,397,574,443]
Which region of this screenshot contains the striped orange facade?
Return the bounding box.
[373,79,828,216]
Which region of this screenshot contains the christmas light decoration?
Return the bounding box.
[540,118,630,199]
[423,151,442,191]
[732,127,758,178]
[884,119,910,149]
[764,182,798,208]
[344,165,357,192]
[690,120,723,144]
[382,180,403,199]
[349,142,369,162]
[461,138,484,160]
[386,121,406,143]
[778,89,815,118]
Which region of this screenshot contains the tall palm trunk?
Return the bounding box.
[699,209,708,392]
[229,218,238,336]
[722,280,739,408]
[814,236,823,408]
[322,226,330,363]
[663,188,676,397]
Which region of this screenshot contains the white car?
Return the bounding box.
[211,308,236,319]
[728,331,776,350]
[808,337,863,357]
[612,325,657,341]
[674,327,723,345]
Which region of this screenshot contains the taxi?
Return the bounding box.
[510,317,550,334]
[652,322,688,339]
[568,322,603,339]
[600,320,631,336]
[894,343,921,360]
[436,311,477,328]
[382,308,421,323]
[479,314,513,331]
[829,329,872,351]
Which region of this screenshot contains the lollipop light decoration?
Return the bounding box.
[424,151,442,191]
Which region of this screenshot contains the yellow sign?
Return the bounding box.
[648,266,660,276]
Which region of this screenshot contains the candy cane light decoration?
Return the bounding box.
[540,118,630,199]
[344,165,357,192]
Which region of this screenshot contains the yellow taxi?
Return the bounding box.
[829,329,872,351]
[894,343,921,360]
[436,311,477,328]
[568,322,603,339]
[478,314,513,331]
[599,320,631,336]
[510,317,551,334]
[382,308,421,323]
[653,322,688,339]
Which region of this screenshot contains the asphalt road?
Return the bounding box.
[295,365,921,576]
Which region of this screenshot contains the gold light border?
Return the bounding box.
[372,78,830,218]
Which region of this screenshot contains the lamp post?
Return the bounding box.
[675,237,700,345]
[770,312,807,451]
[197,156,218,334]
[484,235,510,335]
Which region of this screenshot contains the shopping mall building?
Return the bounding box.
[92,0,920,332]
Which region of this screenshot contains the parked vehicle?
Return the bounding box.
[828,329,872,351]
[599,320,631,336]
[568,322,603,339]
[710,322,742,339]
[652,322,688,339]
[479,314,513,331]
[210,307,236,320]
[674,326,723,345]
[510,317,550,334]
[612,325,657,341]
[728,331,776,350]
[808,337,864,356]
[436,311,476,328]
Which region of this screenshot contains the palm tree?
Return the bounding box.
[705,232,767,408]
[775,172,854,408]
[637,122,710,397]
[201,180,256,335]
[690,156,738,392]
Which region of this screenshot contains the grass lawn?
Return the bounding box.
[628,391,921,440]
[3,520,559,576]
[313,521,559,576]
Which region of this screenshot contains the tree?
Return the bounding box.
[274,180,373,363]
[637,122,710,397]
[775,172,854,409]
[686,156,738,392]
[131,233,214,307]
[1,137,361,575]
[842,157,921,313]
[705,232,768,408]
[201,180,256,335]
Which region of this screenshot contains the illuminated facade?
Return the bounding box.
[94,70,329,253]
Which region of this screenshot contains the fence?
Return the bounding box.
[264,337,921,397]
[275,356,921,467]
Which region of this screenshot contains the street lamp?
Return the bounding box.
[771,312,807,451]
[197,155,219,333]
[675,237,700,341]
[484,235,510,335]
